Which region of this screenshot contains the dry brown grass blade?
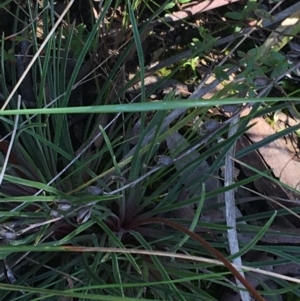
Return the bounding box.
[58,244,300,285]
[131,217,266,301]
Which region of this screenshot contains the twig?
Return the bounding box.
[0,96,21,186]
[225,112,250,301]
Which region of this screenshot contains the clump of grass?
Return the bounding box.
[1,1,300,301]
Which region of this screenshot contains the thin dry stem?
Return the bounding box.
[0,96,21,185]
